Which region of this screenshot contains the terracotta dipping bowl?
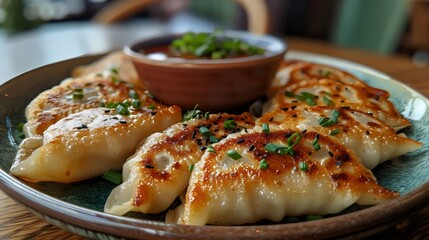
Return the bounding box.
[124,31,286,111]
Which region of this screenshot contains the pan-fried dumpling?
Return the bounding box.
[24,74,151,137]
[263,78,410,131]
[11,105,182,183]
[104,113,255,215]
[256,107,422,169]
[167,129,399,225]
[269,61,373,96]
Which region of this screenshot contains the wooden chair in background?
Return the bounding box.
[92,0,270,34]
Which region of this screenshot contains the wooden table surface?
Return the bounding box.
[1,36,428,239]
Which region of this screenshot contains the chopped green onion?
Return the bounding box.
[262,123,270,134]
[209,135,219,143]
[223,119,237,130]
[129,89,139,99]
[183,105,205,121]
[132,99,142,110]
[102,170,122,184]
[207,145,216,153]
[18,132,25,139]
[17,122,25,131]
[320,69,331,77]
[285,91,295,97]
[299,161,308,171]
[188,164,195,172]
[331,109,340,122]
[204,112,210,120]
[111,75,120,85]
[330,129,340,135]
[147,104,155,110]
[72,88,84,100]
[312,134,320,151]
[322,91,332,96]
[287,132,303,148]
[318,110,340,127]
[226,149,242,160]
[116,105,130,116]
[295,92,317,106]
[199,126,211,137]
[106,102,119,108]
[171,32,265,59]
[305,98,316,106]
[110,67,119,74]
[259,158,269,170]
[265,132,302,156]
[323,96,334,106]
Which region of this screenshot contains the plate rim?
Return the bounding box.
[1,51,428,239]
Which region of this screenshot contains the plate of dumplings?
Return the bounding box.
[0,50,428,239]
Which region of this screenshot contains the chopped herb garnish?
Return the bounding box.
[147,104,155,110]
[129,89,139,99]
[287,132,303,148]
[265,132,302,156]
[226,149,242,160]
[132,99,142,110]
[259,158,269,170]
[312,134,320,151]
[330,129,340,135]
[17,122,25,131]
[122,100,131,108]
[285,91,295,97]
[294,92,317,106]
[110,67,119,74]
[188,164,195,172]
[223,119,237,130]
[171,32,265,59]
[262,123,270,134]
[318,109,340,127]
[305,98,316,106]
[116,104,130,116]
[199,126,211,137]
[183,105,207,121]
[72,88,84,100]
[207,145,216,153]
[106,102,118,108]
[299,161,308,171]
[102,170,122,184]
[111,75,120,85]
[323,96,334,106]
[204,112,210,120]
[209,135,219,143]
[320,69,331,77]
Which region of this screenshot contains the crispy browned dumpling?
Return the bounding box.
[12,106,182,183]
[263,78,410,131]
[167,129,399,225]
[256,107,422,169]
[269,61,376,96]
[24,75,154,137]
[104,113,255,215]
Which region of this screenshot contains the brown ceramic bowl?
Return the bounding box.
[124,31,286,111]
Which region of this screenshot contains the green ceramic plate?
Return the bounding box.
[0,50,428,239]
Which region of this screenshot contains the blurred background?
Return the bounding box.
[0,0,428,80]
